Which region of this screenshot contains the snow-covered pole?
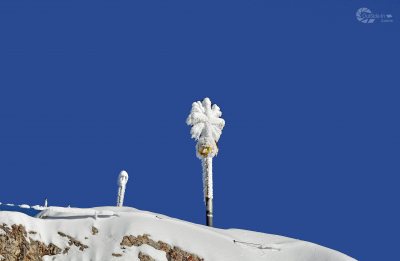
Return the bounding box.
[117,170,129,207]
[187,98,225,227]
[202,156,213,226]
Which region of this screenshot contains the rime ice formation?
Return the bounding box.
[187,97,225,227]
[117,170,129,207]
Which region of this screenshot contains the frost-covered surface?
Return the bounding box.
[0,206,356,261]
[186,97,225,146]
[117,170,129,207]
[187,97,225,201]
[18,204,31,209]
[32,205,46,211]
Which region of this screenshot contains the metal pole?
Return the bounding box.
[206,197,213,227]
[203,157,213,227]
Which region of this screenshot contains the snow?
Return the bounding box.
[32,205,46,211]
[117,170,129,207]
[111,243,167,261]
[118,170,129,186]
[202,157,213,199]
[18,204,31,209]
[139,244,168,261]
[186,97,225,143]
[36,207,117,219]
[0,206,356,261]
[186,97,225,217]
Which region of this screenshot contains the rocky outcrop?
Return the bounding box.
[120,234,204,261]
[57,231,88,251]
[1,224,204,261]
[0,224,61,261]
[138,252,155,261]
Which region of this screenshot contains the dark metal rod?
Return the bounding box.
[206,197,213,227]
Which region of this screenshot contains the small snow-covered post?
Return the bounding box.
[44,198,48,207]
[187,98,225,227]
[117,170,129,207]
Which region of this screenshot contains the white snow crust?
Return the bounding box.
[0,206,356,261]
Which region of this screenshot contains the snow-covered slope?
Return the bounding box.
[0,207,356,261]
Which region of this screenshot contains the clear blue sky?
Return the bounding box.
[0,1,399,260]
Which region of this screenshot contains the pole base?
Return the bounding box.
[206,197,213,227]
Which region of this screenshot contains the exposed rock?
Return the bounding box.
[62,247,70,254]
[91,226,98,235]
[0,224,61,261]
[138,252,155,261]
[57,231,88,251]
[121,234,203,261]
[57,232,67,238]
[1,224,203,261]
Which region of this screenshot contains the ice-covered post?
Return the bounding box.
[117,170,129,207]
[186,98,225,227]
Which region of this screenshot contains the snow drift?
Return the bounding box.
[0,206,356,261]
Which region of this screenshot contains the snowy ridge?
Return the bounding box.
[0,206,356,261]
[36,207,117,218]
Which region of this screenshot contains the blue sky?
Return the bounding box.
[0,1,399,260]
